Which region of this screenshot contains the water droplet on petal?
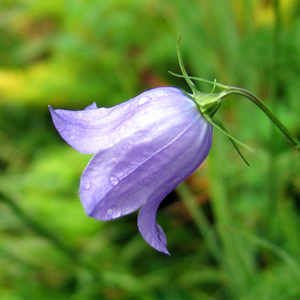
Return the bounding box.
[138,96,151,106]
[109,176,119,186]
[81,178,91,190]
[107,205,121,218]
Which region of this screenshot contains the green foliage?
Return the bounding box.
[1,0,300,299]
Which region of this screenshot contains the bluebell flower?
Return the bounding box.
[50,39,299,255]
[49,87,213,254]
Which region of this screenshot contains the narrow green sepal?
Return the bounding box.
[212,117,250,166]
[169,71,229,91]
[176,37,198,95]
[205,115,256,155]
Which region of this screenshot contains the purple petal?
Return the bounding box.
[48,103,126,154]
[137,117,212,254]
[84,102,98,110]
[79,102,212,253]
[49,87,197,154]
[78,88,210,217]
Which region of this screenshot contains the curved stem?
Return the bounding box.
[170,64,300,149]
[225,88,300,149]
[176,182,221,262]
[170,72,300,148]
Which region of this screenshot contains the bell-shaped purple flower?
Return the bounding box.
[49,87,212,254]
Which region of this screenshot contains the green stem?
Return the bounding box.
[264,0,281,236]
[169,72,300,149]
[176,182,221,262]
[224,88,300,149]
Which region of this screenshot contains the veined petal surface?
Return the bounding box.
[50,87,213,254]
[49,88,199,154]
[137,118,212,254]
[78,89,212,253]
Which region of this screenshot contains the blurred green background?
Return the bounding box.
[1,0,300,299]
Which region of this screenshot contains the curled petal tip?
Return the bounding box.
[137,195,172,255]
[138,217,170,255]
[155,224,170,255]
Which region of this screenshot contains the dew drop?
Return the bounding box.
[81,178,91,190]
[109,176,119,186]
[138,96,150,106]
[107,205,121,218]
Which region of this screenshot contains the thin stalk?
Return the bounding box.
[208,143,257,294]
[176,182,221,262]
[266,0,281,226]
[224,89,300,149]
